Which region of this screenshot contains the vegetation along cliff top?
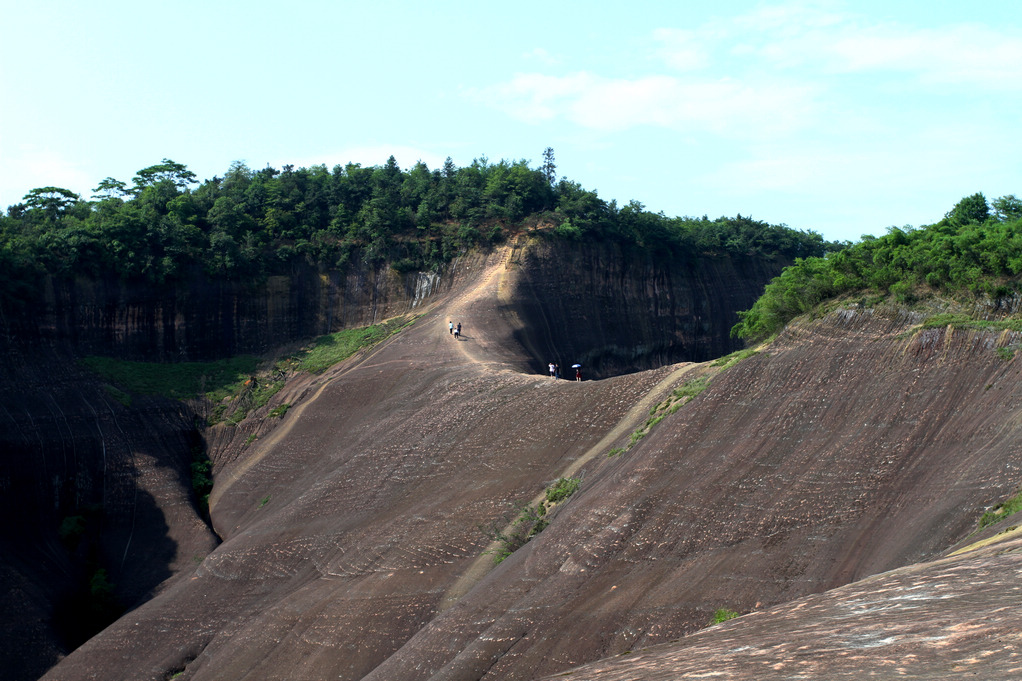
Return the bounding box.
[733,192,1022,341]
[7,148,1022,681]
[0,153,837,307]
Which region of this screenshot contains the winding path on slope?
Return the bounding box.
[214,239,703,610]
[436,242,706,608]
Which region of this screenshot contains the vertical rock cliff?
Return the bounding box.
[505,239,787,377]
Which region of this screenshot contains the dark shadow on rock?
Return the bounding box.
[0,345,214,681]
[501,243,786,380]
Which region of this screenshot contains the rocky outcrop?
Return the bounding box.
[536,528,1022,680]
[505,239,784,377]
[358,306,1022,681]
[0,237,784,370]
[3,239,791,680]
[38,248,1022,681]
[3,264,448,362]
[0,345,219,681]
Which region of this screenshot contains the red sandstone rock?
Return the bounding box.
[36,247,1022,680]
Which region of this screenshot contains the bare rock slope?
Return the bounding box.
[46,246,1022,680]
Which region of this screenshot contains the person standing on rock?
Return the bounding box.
[449,321,454,335]
[457,322,462,338]
[575,367,582,382]
[454,326,460,340]
[549,362,556,378]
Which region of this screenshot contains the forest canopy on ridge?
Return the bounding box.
[732,192,1022,341]
[0,153,836,306]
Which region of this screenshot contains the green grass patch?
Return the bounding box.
[288,318,413,374]
[545,477,581,504]
[711,608,741,625]
[482,503,548,564]
[616,374,712,456]
[919,312,1022,333]
[81,355,260,401]
[710,348,759,370]
[267,403,290,418]
[671,376,710,402]
[81,316,417,425]
[978,488,1022,530]
[482,478,582,564]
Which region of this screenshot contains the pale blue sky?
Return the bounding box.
[2,0,1020,242]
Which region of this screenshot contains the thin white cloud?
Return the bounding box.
[822,24,1022,88]
[474,72,820,138]
[725,4,1022,89]
[474,1,1022,141]
[705,116,1015,201]
[652,28,711,71]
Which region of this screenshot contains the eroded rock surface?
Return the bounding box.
[358,307,1022,680]
[538,531,1022,680]
[13,241,1022,681]
[45,248,1022,681]
[4,237,788,680]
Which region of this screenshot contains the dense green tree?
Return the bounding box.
[734,192,1022,341]
[0,154,836,304]
[945,192,990,225]
[541,147,556,185]
[131,159,197,195]
[92,177,129,201]
[22,186,81,220]
[992,194,1022,223]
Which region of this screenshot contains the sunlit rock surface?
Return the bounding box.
[6,239,1021,680]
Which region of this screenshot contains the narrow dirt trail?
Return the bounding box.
[442,244,525,370]
[438,360,705,610]
[215,240,704,608]
[211,245,517,513]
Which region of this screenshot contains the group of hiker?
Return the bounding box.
[445,319,581,380]
[549,362,582,382]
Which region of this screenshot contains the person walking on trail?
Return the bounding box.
[457,322,462,337]
[454,326,460,340]
[449,321,454,335]
[575,367,582,382]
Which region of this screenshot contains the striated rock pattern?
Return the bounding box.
[3,264,449,362]
[0,238,781,366]
[38,247,1022,681]
[538,531,1022,680]
[357,306,1022,680]
[3,237,788,678]
[504,240,785,378]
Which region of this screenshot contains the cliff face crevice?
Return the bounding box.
[2,263,448,361]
